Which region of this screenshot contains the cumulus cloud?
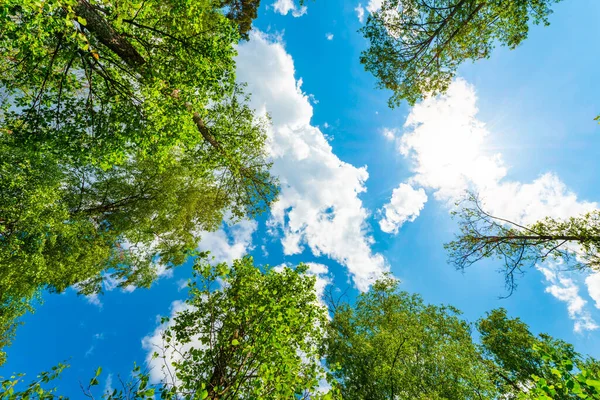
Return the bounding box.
[381,78,599,331]
[379,183,427,234]
[392,79,596,222]
[197,219,258,265]
[538,264,598,332]
[586,273,600,309]
[272,0,307,17]
[142,300,194,384]
[355,3,366,23]
[398,79,506,204]
[236,31,388,291]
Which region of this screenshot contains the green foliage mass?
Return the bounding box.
[361,0,561,106]
[2,270,600,399]
[477,308,600,398]
[1,257,331,399]
[0,0,276,364]
[325,275,498,399]
[158,256,329,398]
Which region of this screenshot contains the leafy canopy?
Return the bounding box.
[325,275,498,399]
[0,0,277,364]
[361,0,560,106]
[1,257,334,399]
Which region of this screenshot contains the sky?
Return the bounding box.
[3,0,600,395]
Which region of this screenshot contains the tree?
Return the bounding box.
[0,257,335,399]
[324,275,498,399]
[360,0,561,106]
[445,193,600,294]
[155,256,329,399]
[0,0,277,364]
[477,308,600,399]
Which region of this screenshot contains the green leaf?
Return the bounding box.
[77,16,87,26]
[585,379,600,389]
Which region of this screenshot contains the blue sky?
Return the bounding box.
[3,0,600,395]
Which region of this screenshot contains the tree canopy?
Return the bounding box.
[4,273,600,399]
[0,0,276,364]
[360,0,561,106]
[478,308,600,399]
[1,257,332,399]
[326,275,497,399]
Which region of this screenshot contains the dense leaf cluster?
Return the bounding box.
[0,0,276,363]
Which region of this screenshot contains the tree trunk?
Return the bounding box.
[74,0,146,68]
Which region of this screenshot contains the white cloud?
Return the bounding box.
[142,300,195,384]
[325,33,334,41]
[355,0,382,23]
[305,262,333,304]
[366,0,383,13]
[586,273,600,309]
[379,183,427,234]
[355,3,365,23]
[272,0,307,17]
[236,31,388,291]
[538,264,598,332]
[197,219,257,265]
[383,78,599,331]
[395,79,597,221]
[381,127,397,141]
[84,293,103,308]
[398,79,506,205]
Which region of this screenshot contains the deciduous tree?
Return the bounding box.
[360,0,561,106]
[0,0,277,363]
[324,275,498,399]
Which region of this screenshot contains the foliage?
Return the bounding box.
[0,362,68,399]
[0,0,277,364]
[476,308,600,398]
[446,193,600,294]
[0,257,336,399]
[360,0,561,106]
[324,275,498,399]
[154,256,329,399]
[517,344,600,399]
